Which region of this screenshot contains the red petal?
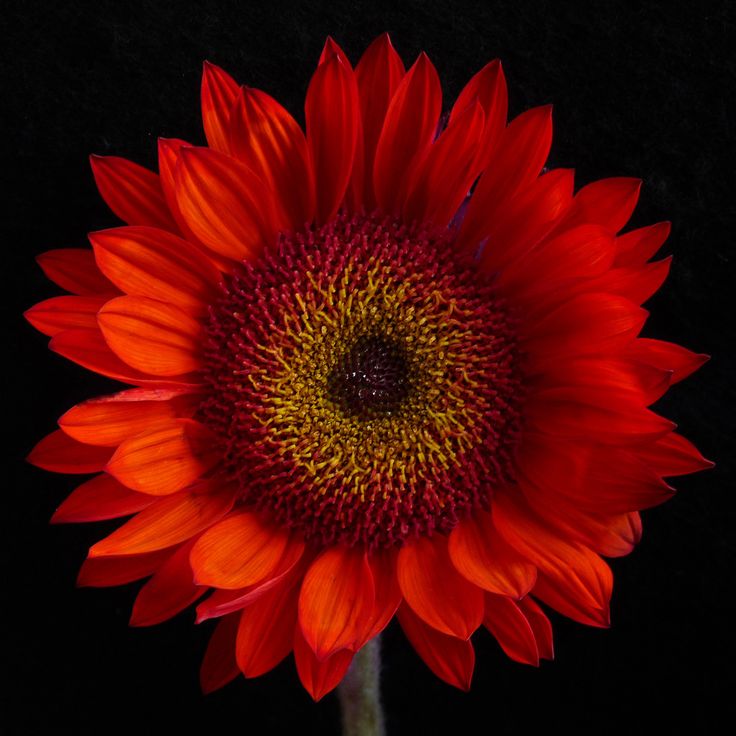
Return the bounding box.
[458,105,553,252]
[306,54,360,223]
[235,576,300,677]
[130,540,205,626]
[397,535,484,639]
[200,614,241,694]
[561,177,641,234]
[450,59,508,172]
[293,625,354,702]
[403,100,485,226]
[89,482,234,557]
[158,138,204,243]
[493,492,612,628]
[25,296,106,337]
[50,329,201,388]
[36,248,118,296]
[190,511,296,589]
[636,432,714,476]
[77,548,171,587]
[373,52,442,214]
[90,155,178,231]
[28,430,112,474]
[201,61,239,155]
[52,473,155,523]
[615,221,671,267]
[448,511,537,598]
[299,546,375,659]
[175,146,277,261]
[483,594,539,666]
[397,604,474,691]
[230,87,315,229]
[625,337,709,384]
[97,296,203,377]
[350,33,406,210]
[90,226,220,317]
[106,420,219,495]
[360,549,402,643]
[518,597,554,660]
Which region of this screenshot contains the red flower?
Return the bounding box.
[26,34,711,699]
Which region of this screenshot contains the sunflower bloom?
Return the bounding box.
[27,34,711,699]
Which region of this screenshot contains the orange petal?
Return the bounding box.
[299,546,376,659]
[25,296,107,337]
[306,54,360,223]
[403,100,485,227]
[397,534,484,639]
[89,482,234,557]
[397,603,474,691]
[97,296,203,376]
[200,614,241,694]
[483,594,539,666]
[90,154,178,231]
[158,138,204,244]
[90,226,221,316]
[50,328,202,389]
[59,387,198,447]
[28,430,112,474]
[36,248,118,296]
[293,624,354,702]
[450,59,508,172]
[230,87,315,229]
[373,52,442,214]
[52,473,155,523]
[448,511,537,598]
[201,61,239,154]
[235,576,300,677]
[77,548,171,587]
[175,146,277,261]
[349,33,405,210]
[190,511,295,589]
[130,540,205,626]
[615,221,671,267]
[105,420,219,495]
[360,549,402,644]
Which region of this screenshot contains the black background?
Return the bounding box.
[4,1,735,733]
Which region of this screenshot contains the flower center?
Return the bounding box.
[200,212,523,548]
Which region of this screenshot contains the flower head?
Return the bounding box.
[27,34,711,698]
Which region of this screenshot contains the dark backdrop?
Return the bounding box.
[4,1,735,733]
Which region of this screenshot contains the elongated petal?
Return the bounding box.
[201,61,239,154]
[306,54,360,223]
[360,549,402,643]
[450,59,507,171]
[28,430,112,473]
[90,226,220,316]
[635,432,714,476]
[52,474,155,523]
[235,576,300,677]
[77,548,171,587]
[130,540,205,626]
[350,33,405,209]
[299,546,375,659]
[98,296,202,376]
[89,482,234,557]
[561,177,641,234]
[230,87,315,228]
[36,248,118,296]
[106,420,219,495]
[448,511,536,598]
[25,296,106,337]
[483,594,539,666]
[518,597,554,660]
[626,338,709,384]
[293,625,354,702]
[90,155,178,231]
[190,511,295,589]
[397,535,484,639]
[200,614,241,694]
[373,53,442,213]
[59,388,198,447]
[397,604,474,690]
[403,101,485,226]
[158,138,203,243]
[615,221,671,267]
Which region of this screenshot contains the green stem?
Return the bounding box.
[337,635,385,736]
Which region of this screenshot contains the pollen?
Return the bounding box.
[200,212,522,547]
